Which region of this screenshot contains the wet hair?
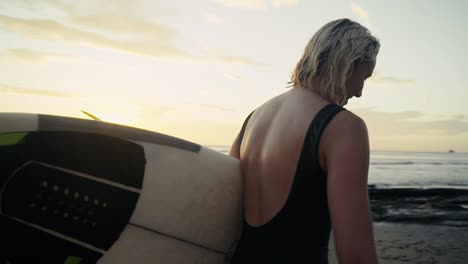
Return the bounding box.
[290,18,380,105]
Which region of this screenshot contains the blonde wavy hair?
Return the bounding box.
[290,18,380,105]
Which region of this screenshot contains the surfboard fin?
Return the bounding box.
[80,110,102,121]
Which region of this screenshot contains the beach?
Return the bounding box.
[213,148,468,263]
[331,184,468,263]
[328,222,468,263]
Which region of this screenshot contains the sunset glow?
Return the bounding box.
[1,0,467,152]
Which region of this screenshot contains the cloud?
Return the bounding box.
[271,0,299,8]
[212,0,298,10]
[0,83,81,98]
[352,107,468,151]
[0,1,260,65]
[71,14,173,39]
[454,114,468,120]
[43,0,145,17]
[198,103,235,112]
[204,12,224,25]
[192,48,260,65]
[17,0,174,35]
[0,13,255,65]
[45,0,77,15]
[223,73,251,82]
[353,108,468,136]
[351,2,370,26]
[216,54,260,65]
[0,14,185,58]
[426,118,468,135]
[1,48,72,62]
[212,0,267,10]
[367,72,415,86]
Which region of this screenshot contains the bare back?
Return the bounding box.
[237,88,331,227]
[229,87,379,263]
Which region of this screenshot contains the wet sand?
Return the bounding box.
[328,222,468,263]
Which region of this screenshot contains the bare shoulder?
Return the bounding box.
[326,109,368,136]
[319,109,369,167]
[321,108,370,176]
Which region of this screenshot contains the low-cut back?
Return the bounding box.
[231,103,345,264]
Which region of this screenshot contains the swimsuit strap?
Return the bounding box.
[238,111,255,154]
[302,104,346,172]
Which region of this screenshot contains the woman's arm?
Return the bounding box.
[321,111,379,264]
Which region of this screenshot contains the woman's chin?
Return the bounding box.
[341,98,349,106]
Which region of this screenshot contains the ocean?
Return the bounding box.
[210,147,468,227]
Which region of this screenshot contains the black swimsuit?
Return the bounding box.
[230,104,345,264]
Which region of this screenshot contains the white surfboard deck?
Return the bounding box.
[0,113,243,264]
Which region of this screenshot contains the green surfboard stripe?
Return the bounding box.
[0,132,28,145]
[64,256,82,264]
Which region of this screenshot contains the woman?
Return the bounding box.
[229,18,380,263]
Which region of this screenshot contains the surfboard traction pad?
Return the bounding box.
[0,131,146,264]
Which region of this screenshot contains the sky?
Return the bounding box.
[0,0,467,152]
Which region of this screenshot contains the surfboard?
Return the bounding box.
[0,113,243,264]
